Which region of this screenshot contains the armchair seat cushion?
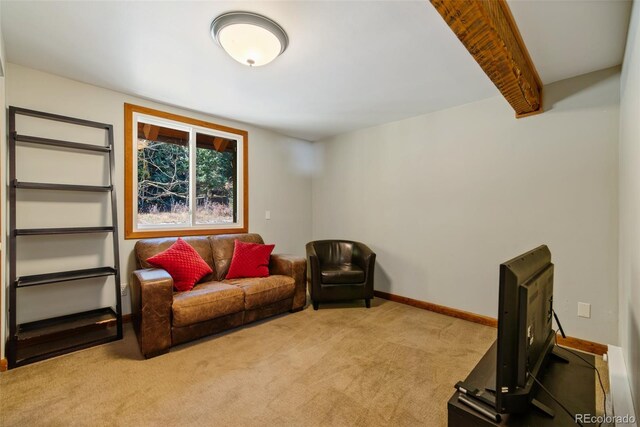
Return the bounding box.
[320,263,365,284]
[225,275,295,310]
[172,282,244,327]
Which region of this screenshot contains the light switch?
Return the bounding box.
[577,302,591,318]
[265,210,271,220]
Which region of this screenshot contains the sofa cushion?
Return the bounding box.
[172,282,244,327]
[210,233,265,280]
[226,240,275,279]
[135,236,216,283]
[320,263,365,284]
[146,238,213,292]
[224,275,295,310]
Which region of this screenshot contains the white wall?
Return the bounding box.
[312,67,620,345]
[619,0,640,413]
[3,63,313,330]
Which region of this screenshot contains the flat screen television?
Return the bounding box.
[495,244,564,416]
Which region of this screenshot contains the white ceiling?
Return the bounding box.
[1,1,632,141]
[509,0,632,85]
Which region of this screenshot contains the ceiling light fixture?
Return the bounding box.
[211,12,288,67]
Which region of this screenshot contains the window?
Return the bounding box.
[124,104,248,239]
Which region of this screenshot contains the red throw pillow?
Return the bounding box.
[146,238,213,292]
[226,240,275,279]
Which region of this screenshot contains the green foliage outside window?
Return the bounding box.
[137,140,235,224]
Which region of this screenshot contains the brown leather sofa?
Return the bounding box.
[131,233,306,358]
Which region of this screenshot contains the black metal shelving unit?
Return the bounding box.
[8,106,123,368]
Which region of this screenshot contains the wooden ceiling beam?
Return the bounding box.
[430,0,543,118]
[213,137,230,153]
[142,123,160,141]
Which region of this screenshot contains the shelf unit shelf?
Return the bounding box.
[8,106,123,369]
[13,180,112,192]
[15,226,114,236]
[14,308,119,368]
[14,134,111,152]
[16,267,117,288]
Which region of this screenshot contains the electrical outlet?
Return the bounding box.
[577,302,591,318]
[121,283,128,297]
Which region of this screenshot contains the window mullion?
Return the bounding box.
[189,128,197,226]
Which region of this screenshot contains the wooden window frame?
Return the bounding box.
[124,103,248,239]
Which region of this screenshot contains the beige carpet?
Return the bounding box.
[0,299,604,426]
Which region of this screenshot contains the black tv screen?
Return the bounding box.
[495,245,556,414]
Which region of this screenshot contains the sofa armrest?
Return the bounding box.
[131,268,174,358]
[270,254,307,311]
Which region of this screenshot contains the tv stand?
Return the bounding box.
[448,341,596,426]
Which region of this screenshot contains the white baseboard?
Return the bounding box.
[608,345,638,426]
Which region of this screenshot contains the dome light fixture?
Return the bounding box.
[211,12,288,67]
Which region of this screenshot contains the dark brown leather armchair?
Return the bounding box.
[306,240,376,310]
